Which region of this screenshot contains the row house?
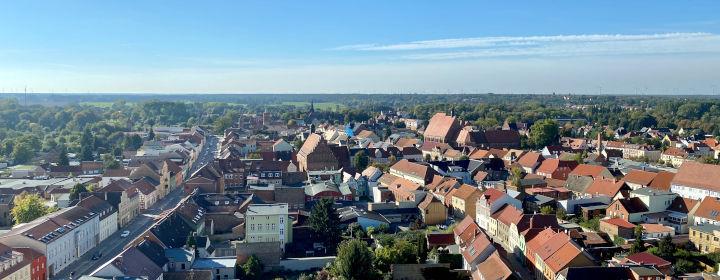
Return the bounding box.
[0,206,100,278]
[77,195,118,242]
[450,184,482,219]
[604,141,661,162]
[660,147,690,167]
[0,244,31,280]
[426,175,461,206]
[670,161,720,200]
[488,204,523,249]
[161,159,184,196]
[689,223,720,253]
[689,196,720,226]
[245,203,293,251]
[133,177,160,211]
[536,159,578,180]
[507,214,560,264]
[517,152,545,174]
[525,228,595,280]
[0,246,47,280]
[389,159,438,186]
[97,179,140,227]
[475,188,522,231]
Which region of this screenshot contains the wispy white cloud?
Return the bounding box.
[333,32,720,60]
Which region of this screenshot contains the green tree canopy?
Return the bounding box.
[529,119,559,148]
[242,255,263,280]
[353,150,369,171]
[334,239,375,280]
[11,194,54,224]
[630,225,645,254]
[309,198,341,251]
[69,183,89,201]
[58,145,70,166]
[11,141,34,164]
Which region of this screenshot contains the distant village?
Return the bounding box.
[2,104,720,280]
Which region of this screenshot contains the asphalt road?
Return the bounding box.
[53,186,186,279]
[54,134,219,279]
[188,135,219,175]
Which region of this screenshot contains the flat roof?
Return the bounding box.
[192,257,237,269]
[246,203,289,216]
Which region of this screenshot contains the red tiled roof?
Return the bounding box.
[462,232,493,263]
[570,164,610,178]
[453,184,482,201]
[423,113,460,141]
[480,188,507,206]
[390,159,434,181]
[495,204,523,226]
[585,179,627,197]
[453,216,477,237]
[625,252,671,267]
[473,251,513,280]
[601,218,635,229]
[672,161,720,192]
[622,169,657,186]
[517,152,544,168]
[427,233,455,247]
[648,171,675,191]
[693,196,720,221]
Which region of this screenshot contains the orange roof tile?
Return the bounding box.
[693,196,720,221]
[585,179,627,197]
[672,161,720,192]
[623,169,657,186]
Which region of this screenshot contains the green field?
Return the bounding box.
[79,102,117,108]
[281,101,345,111]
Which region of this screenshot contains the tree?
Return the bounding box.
[424,153,431,162]
[186,231,196,248]
[80,127,94,161]
[69,183,89,201]
[630,225,645,254]
[243,255,263,280]
[58,145,70,166]
[11,194,53,224]
[147,128,155,140]
[540,205,555,215]
[11,141,34,164]
[529,119,559,148]
[510,166,524,193]
[416,235,428,264]
[333,239,375,280]
[123,134,143,150]
[656,234,675,260]
[375,239,419,272]
[102,153,121,169]
[353,150,369,171]
[309,198,341,251]
[556,208,567,220]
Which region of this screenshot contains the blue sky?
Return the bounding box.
[1,1,719,94]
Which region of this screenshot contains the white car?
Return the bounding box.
[120,230,130,238]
